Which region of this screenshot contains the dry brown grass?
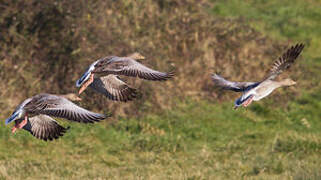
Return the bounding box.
[0,0,295,118]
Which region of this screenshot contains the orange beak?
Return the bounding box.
[78,74,94,94]
[79,84,88,95]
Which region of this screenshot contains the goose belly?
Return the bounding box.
[253,86,278,101]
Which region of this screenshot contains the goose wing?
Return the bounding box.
[25,94,107,123]
[93,57,174,81]
[89,74,137,102]
[264,43,304,80]
[18,115,68,141]
[211,74,260,92]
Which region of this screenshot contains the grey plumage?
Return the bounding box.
[18,115,69,141]
[211,43,305,108]
[93,57,174,81]
[77,54,174,102]
[25,94,106,123]
[265,43,305,80]
[7,93,107,141]
[211,74,260,92]
[89,74,137,102]
[212,43,305,92]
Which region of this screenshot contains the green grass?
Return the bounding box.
[1,95,320,179]
[212,0,321,95]
[1,0,321,179]
[212,0,321,96]
[213,0,321,58]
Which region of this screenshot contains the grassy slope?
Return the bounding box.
[1,0,321,179]
[213,0,321,77]
[1,97,320,179]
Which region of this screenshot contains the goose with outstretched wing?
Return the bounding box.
[76,52,174,102]
[212,43,305,109]
[5,93,108,141]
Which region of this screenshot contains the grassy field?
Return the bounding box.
[213,0,321,73]
[1,96,320,179]
[1,0,321,179]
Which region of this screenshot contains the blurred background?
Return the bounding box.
[0,0,320,179]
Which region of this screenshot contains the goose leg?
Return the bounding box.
[79,74,94,94]
[17,114,28,129]
[11,114,28,133]
[243,96,254,107]
[11,126,17,133]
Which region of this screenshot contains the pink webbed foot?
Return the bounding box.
[12,115,28,133]
[11,126,17,133]
[17,117,28,129]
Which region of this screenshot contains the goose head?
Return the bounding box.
[5,109,25,125]
[234,93,255,109]
[280,78,296,86]
[60,93,82,101]
[128,52,145,60]
[5,98,31,125]
[76,60,100,88]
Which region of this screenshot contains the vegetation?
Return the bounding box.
[0,0,320,179]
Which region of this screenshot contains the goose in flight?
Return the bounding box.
[76,53,174,102]
[5,93,107,141]
[212,43,305,109]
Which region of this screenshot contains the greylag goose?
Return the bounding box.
[212,43,305,109]
[5,93,107,141]
[76,52,174,102]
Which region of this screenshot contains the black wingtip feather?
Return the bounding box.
[107,85,138,102]
[266,43,305,80]
[32,124,69,142]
